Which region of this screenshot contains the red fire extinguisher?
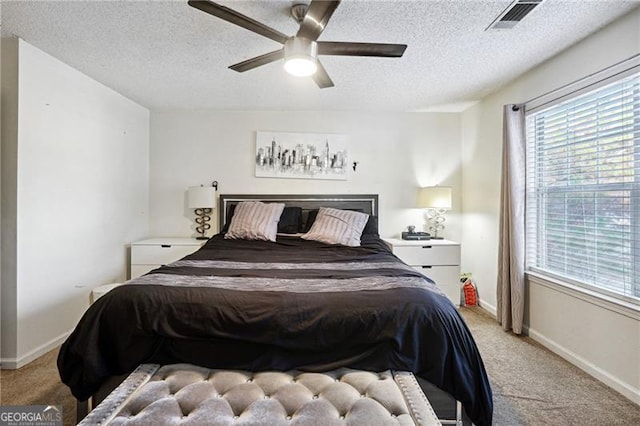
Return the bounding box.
[460,273,478,306]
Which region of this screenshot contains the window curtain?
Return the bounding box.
[497,104,526,334]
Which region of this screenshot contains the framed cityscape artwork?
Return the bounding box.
[255,131,349,180]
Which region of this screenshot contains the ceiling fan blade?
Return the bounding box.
[318,41,407,57]
[296,0,341,41]
[188,0,288,45]
[312,60,334,89]
[229,49,285,73]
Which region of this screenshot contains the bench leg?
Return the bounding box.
[76,398,91,422]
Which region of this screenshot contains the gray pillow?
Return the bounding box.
[224,201,285,242]
[301,207,369,247]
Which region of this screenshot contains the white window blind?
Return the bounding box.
[525,71,640,304]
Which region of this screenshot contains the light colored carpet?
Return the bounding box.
[462,307,640,425]
[1,307,638,425]
[0,347,75,426]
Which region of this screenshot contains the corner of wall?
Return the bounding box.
[1,36,20,362]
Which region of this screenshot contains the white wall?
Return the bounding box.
[0,39,150,367]
[149,111,462,241]
[460,8,640,403]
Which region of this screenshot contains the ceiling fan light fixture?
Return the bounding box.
[284,57,317,77]
[283,37,318,77]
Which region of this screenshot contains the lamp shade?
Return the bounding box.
[417,186,452,209]
[188,186,216,209]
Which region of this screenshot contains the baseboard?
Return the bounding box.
[0,330,71,369]
[474,298,638,405]
[477,298,497,318]
[528,327,640,405]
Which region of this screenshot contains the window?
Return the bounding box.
[525,70,640,304]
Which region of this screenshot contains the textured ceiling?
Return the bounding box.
[1,0,639,112]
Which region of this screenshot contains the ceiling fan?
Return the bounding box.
[187,0,407,88]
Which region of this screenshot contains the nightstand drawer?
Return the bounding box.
[414,265,460,305]
[130,238,204,280]
[413,265,459,285]
[383,238,461,306]
[131,244,199,265]
[393,245,460,266]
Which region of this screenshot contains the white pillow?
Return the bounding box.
[224,201,285,242]
[301,208,369,247]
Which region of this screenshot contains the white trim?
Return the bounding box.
[477,298,497,318]
[527,327,640,405]
[527,272,640,321]
[0,330,71,369]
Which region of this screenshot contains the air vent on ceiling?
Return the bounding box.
[487,0,544,30]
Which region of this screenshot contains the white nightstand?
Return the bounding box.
[383,238,461,306]
[130,238,205,279]
[90,283,122,304]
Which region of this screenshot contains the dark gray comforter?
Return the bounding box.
[58,234,493,425]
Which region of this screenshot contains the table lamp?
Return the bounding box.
[417,186,452,239]
[188,181,218,240]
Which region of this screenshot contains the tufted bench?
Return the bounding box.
[79,364,441,425]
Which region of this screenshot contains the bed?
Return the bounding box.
[58,194,492,425]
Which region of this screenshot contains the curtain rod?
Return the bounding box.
[512,52,640,112]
